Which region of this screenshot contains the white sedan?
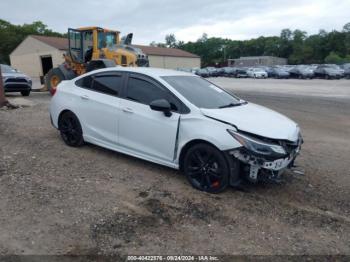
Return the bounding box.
[50,67,302,193]
[247,68,268,78]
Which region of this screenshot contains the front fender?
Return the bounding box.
[175,116,241,163]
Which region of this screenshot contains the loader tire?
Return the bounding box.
[45,68,66,95]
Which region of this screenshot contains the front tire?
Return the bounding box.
[183,143,229,193]
[45,68,66,95]
[58,111,84,147]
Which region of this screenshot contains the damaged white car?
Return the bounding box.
[50,67,302,193]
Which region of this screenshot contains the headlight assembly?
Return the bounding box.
[227,129,287,158]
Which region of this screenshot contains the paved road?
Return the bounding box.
[1,79,350,255]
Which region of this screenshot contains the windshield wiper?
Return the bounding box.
[219,101,247,108]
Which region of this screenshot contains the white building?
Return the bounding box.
[228,56,287,67]
[10,35,201,79]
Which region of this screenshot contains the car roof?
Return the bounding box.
[87,67,195,78]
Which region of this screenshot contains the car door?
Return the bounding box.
[314,67,323,77]
[118,73,181,163]
[74,72,124,145]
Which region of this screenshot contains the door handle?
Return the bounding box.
[80,95,89,100]
[122,107,133,113]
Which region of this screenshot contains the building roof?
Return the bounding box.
[31,35,68,50]
[29,35,199,58]
[229,56,287,60]
[133,45,199,58]
[82,66,195,78]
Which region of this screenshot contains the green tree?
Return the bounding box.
[343,23,350,32]
[0,19,64,64]
[165,34,177,48]
[324,51,343,64]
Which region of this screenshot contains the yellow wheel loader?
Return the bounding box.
[45,26,149,94]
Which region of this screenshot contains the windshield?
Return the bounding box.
[1,65,17,73]
[322,65,338,70]
[98,32,117,49]
[327,64,341,70]
[274,68,285,72]
[296,65,308,69]
[296,65,312,71]
[162,76,242,109]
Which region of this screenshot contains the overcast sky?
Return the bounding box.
[1,0,349,44]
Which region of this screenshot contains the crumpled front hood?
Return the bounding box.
[201,103,299,141]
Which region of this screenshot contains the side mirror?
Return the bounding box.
[150,99,172,117]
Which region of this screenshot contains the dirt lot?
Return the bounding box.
[0,78,349,256]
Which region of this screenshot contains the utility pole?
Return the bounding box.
[222,44,227,66]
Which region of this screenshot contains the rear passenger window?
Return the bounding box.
[76,74,123,96]
[75,75,92,88]
[92,75,122,96]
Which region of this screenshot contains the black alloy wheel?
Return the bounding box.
[184,143,229,193]
[58,112,84,147]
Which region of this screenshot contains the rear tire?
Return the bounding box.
[21,90,30,96]
[183,143,229,193]
[45,68,66,95]
[58,111,84,147]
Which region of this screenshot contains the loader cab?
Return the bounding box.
[98,31,117,49]
[68,27,120,64]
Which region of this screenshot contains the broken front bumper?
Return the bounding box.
[229,144,301,182]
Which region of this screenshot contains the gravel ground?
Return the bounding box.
[0,78,349,257]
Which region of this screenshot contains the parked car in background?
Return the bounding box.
[258,66,274,77]
[50,67,302,193]
[176,68,191,73]
[206,67,220,77]
[341,64,350,79]
[314,65,343,79]
[222,67,236,77]
[325,64,345,77]
[235,68,249,78]
[270,67,290,79]
[247,68,268,78]
[1,64,32,96]
[280,65,295,73]
[177,68,200,75]
[217,68,226,77]
[345,69,350,79]
[195,68,210,78]
[289,65,314,79]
